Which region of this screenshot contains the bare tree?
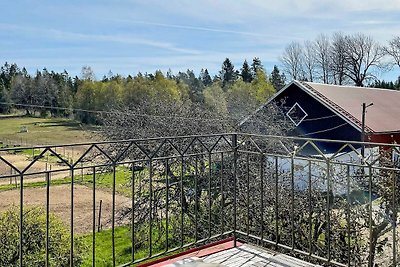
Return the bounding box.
[80,65,96,81]
[101,101,233,140]
[314,34,331,84]
[303,40,317,82]
[280,41,304,80]
[384,36,400,68]
[330,32,347,85]
[343,33,384,87]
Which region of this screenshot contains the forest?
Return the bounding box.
[0,58,284,128]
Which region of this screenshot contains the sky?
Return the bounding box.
[1,0,400,80]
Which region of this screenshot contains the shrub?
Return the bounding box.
[0,206,86,266]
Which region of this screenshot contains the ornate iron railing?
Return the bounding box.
[0,133,399,266]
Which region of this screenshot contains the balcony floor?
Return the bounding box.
[201,244,319,267]
[163,243,320,267]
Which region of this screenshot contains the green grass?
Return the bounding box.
[79,218,189,267]
[80,226,133,267]
[0,116,96,146]
[0,169,134,196]
[0,143,44,158]
[0,178,71,191]
[77,169,134,196]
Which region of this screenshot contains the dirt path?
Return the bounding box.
[0,153,86,185]
[0,184,132,234]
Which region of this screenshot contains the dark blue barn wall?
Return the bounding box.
[274,84,362,153]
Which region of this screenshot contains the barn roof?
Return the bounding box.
[300,81,400,134]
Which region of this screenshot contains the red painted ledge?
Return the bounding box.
[136,237,242,267]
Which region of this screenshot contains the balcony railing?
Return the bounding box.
[0,133,399,266]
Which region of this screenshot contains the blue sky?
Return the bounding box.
[1,0,400,80]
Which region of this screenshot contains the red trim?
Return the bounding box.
[136,237,238,267]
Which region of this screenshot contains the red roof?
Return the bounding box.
[299,81,400,134]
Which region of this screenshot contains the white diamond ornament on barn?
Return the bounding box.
[286,102,308,126]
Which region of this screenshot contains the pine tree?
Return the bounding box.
[251,57,264,79]
[270,65,286,91]
[0,82,10,113]
[220,58,237,89]
[240,60,252,83]
[199,68,212,86]
[186,69,204,103]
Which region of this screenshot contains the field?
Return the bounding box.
[0,116,97,146]
[0,117,178,266]
[0,116,137,265]
[0,184,132,233]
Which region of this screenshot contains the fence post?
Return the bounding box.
[232,133,238,247]
[98,199,102,232]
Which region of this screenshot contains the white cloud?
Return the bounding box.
[0,23,201,55]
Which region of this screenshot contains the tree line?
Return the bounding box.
[280,32,400,87]
[0,59,286,124]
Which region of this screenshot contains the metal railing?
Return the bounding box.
[0,133,399,266]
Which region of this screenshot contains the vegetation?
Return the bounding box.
[80,226,133,267]
[0,117,93,145]
[0,59,283,128]
[280,32,400,87]
[0,206,86,267]
[0,168,133,196]
[80,216,189,267]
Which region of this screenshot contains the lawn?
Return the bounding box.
[80,218,187,267]
[0,116,97,146]
[80,226,134,267]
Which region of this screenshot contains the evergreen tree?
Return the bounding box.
[212,75,221,83]
[0,82,11,113]
[220,58,237,89]
[166,68,174,79]
[183,69,204,103]
[0,62,21,91]
[251,57,264,79]
[240,60,252,83]
[270,65,286,91]
[199,68,212,86]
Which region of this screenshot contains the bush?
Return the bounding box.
[0,206,86,267]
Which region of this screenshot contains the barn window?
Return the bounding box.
[286,102,308,126]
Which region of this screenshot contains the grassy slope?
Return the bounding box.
[0,116,96,145]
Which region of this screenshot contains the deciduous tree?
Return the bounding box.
[343,33,384,87]
[303,40,317,82]
[385,36,400,68]
[330,32,347,85]
[314,34,331,83]
[280,41,304,80]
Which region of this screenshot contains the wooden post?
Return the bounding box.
[98,199,102,232]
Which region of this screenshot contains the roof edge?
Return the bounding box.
[238,80,297,126]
